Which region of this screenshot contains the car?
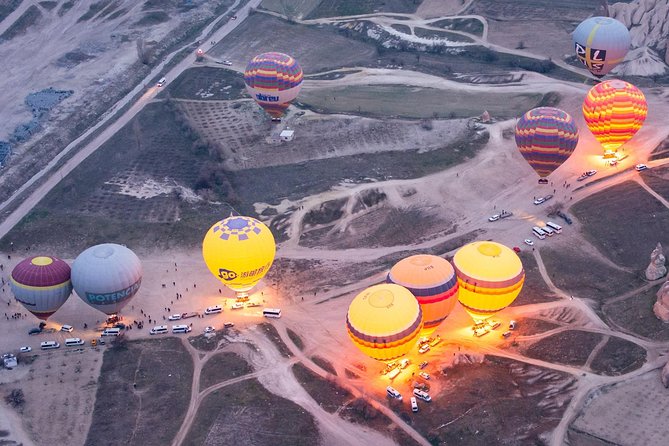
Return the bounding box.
[60,325,74,333]
[418,336,430,346]
[487,319,501,330]
[502,331,512,338]
[608,159,618,166]
[509,320,517,330]
[556,211,573,225]
[635,164,648,171]
[224,322,235,328]
[419,361,428,369]
[113,323,126,329]
[513,246,521,253]
[411,396,419,412]
[28,328,42,335]
[418,344,430,354]
[231,15,237,20]
[386,386,402,400]
[97,339,106,345]
[245,301,260,308]
[488,214,500,222]
[168,314,182,321]
[399,359,410,369]
[500,211,513,219]
[157,77,166,87]
[585,170,597,177]
[204,305,222,315]
[221,60,232,66]
[473,327,490,337]
[19,346,31,353]
[576,174,588,182]
[429,336,441,347]
[419,372,430,380]
[204,326,216,334]
[533,197,545,205]
[181,312,198,319]
[413,388,432,402]
[231,302,244,310]
[524,239,534,246]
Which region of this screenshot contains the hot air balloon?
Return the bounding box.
[573,16,630,78]
[452,241,524,324]
[71,244,142,316]
[515,107,579,184]
[346,284,423,362]
[387,255,458,334]
[10,256,72,320]
[244,52,303,121]
[582,79,647,155]
[202,216,275,295]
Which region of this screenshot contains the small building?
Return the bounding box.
[280,130,295,141]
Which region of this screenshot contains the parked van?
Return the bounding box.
[64,338,84,347]
[541,226,555,236]
[149,325,168,335]
[40,341,60,350]
[101,328,121,336]
[532,226,546,240]
[172,324,192,334]
[413,388,432,402]
[386,386,402,401]
[411,397,419,413]
[204,305,222,315]
[60,324,74,332]
[546,221,562,233]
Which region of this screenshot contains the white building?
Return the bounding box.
[280,130,294,141]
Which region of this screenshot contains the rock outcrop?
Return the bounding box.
[645,242,667,281]
[653,281,669,322]
[662,360,669,388]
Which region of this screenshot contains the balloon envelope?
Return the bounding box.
[387,255,458,334]
[573,16,630,77]
[202,216,275,292]
[244,52,303,119]
[10,256,72,320]
[515,107,579,179]
[71,244,142,315]
[582,79,647,153]
[453,241,524,323]
[347,284,423,362]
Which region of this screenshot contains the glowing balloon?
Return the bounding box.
[452,241,524,323]
[515,107,579,182]
[346,284,423,362]
[387,255,458,334]
[582,79,647,153]
[244,52,303,120]
[71,244,143,316]
[10,256,72,320]
[573,17,630,78]
[202,216,275,293]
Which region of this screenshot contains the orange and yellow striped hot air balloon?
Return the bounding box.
[387,255,458,334]
[453,241,524,324]
[582,80,647,155]
[346,284,423,362]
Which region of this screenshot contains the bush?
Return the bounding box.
[5,389,25,409]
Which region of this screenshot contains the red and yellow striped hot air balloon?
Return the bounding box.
[387,255,458,334]
[346,284,423,362]
[244,52,303,121]
[453,241,524,324]
[10,256,73,320]
[582,80,647,155]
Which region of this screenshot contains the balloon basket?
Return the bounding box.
[235,292,250,302]
[538,178,549,184]
[602,150,617,159]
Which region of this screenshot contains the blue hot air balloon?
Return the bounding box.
[573,16,630,78]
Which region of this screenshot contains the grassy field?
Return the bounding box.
[589,336,646,376]
[299,84,545,119]
[0,0,22,23]
[641,166,669,201]
[85,337,193,446]
[258,323,293,358]
[200,352,253,391]
[306,0,422,18]
[291,363,351,413]
[184,379,319,446]
[467,0,602,20]
[540,245,645,308]
[522,330,603,367]
[571,181,669,270]
[162,67,247,101]
[310,355,337,375]
[260,0,322,18]
[511,252,559,306]
[431,18,484,37]
[410,356,576,445]
[603,284,669,341]
[0,4,40,40]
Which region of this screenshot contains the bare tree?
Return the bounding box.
[136,39,150,65]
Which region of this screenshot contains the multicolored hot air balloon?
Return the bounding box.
[202,216,275,294]
[244,52,303,120]
[582,79,647,154]
[453,241,525,324]
[515,107,579,183]
[10,256,72,320]
[573,16,630,78]
[387,255,458,334]
[71,244,142,316]
[346,284,423,362]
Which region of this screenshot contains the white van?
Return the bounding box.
[386,386,402,401]
[546,221,562,233]
[263,308,282,318]
[65,338,84,347]
[150,325,168,335]
[413,388,432,402]
[411,396,419,413]
[40,341,60,350]
[101,328,121,336]
[172,324,192,334]
[541,226,555,236]
[532,226,546,240]
[204,305,222,315]
[157,77,166,87]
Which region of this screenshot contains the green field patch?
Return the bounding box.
[523,330,603,368]
[589,336,646,376]
[571,181,669,269]
[391,23,411,34]
[430,18,484,37]
[306,0,422,18]
[260,0,322,19]
[200,352,253,391]
[163,66,247,101]
[299,84,545,119]
[85,337,193,446]
[185,379,319,446]
[603,284,669,341]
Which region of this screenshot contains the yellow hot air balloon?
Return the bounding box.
[202,216,275,294]
[346,284,423,362]
[452,241,524,324]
